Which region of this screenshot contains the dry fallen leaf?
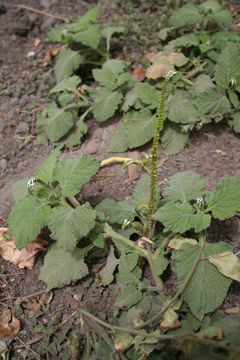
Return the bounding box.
[0,308,20,339]
[42,45,67,67]
[146,61,174,80]
[20,291,53,314]
[225,306,240,314]
[0,228,48,269]
[146,51,188,79]
[34,38,41,47]
[216,149,227,157]
[132,68,146,82]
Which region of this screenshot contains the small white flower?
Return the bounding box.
[27,177,36,189]
[145,153,152,159]
[230,78,236,87]
[123,219,130,226]
[166,71,177,80]
[62,29,68,36]
[196,197,203,204]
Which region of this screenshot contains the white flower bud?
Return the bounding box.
[27,177,36,189]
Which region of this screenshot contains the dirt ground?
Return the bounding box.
[0,0,240,358]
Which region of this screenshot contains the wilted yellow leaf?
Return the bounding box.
[146,60,174,79]
[208,251,240,282]
[167,52,189,67]
[168,236,198,250]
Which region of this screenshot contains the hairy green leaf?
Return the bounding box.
[96,198,136,225]
[41,105,75,143]
[169,4,202,29]
[76,5,99,31]
[55,155,101,197]
[108,110,156,152]
[173,242,232,319]
[73,25,101,49]
[152,253,168,276]
[193,75,215,96]
[115,286,142,309]
[161,123,189,155]
[162,171,206,202]
[102,26,124,51]
[199,0,221,12]
[205,172,240,220]
[211,10,232,29]
[57,119,88,149]
[58,92,75,106]
[12,179,28,203]
[168,96,198,124]
[92,89,123,122]
[172,33,200,48]
[230,113,240,134]
[37,148,60,184]
[8,195,51,250]
[214,44,240,89]
[103,59,126,77]
[132,174,160,208]
[54,48,84,83]
[39,246,89,289]
[136,83,159,109]
[50,76,81,94]
[107,123,128,152]
[92,68,116,89]
[100,246,119,286]
[153,202,211,233]
[49,203,96,251]
[194,87,231,118]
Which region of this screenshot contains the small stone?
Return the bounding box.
[27,51,36,58]
[0,159,7,170]
[0,118,5,132]
[15,122,29,135]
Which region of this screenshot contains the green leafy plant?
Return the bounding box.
[109,0,240,155]
[9,71,240,358]
[38,1,240,156]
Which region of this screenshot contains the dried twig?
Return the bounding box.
[14,335,43,350]
[15,4,67,21]
[16,336,41,359]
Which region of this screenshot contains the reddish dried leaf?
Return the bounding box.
[22,299,41,312]
[132,68,146,82]
[38,291,53,306]
[0,308,20,339]
[34,38,41,47]
[160,318,180,332]
[0,229,48,269]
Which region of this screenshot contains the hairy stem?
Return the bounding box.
[100,157,142,168]
[97,222,148,258]
[146,244,163,292]
[145,73,174,237]
[78,307,185,340]
[137,232,206,329]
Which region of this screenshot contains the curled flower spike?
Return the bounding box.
[27,177,36,189]
[166,70,177,80]
[122,219,131,230]
[230,78,236,87]
[196,197,203,205]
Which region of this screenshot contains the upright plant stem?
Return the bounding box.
[145,73,175,237]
